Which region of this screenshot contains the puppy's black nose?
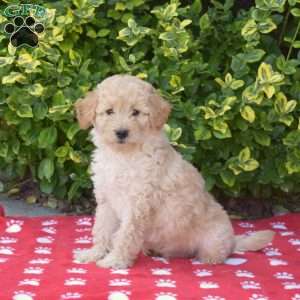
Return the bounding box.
[115,129,129,140]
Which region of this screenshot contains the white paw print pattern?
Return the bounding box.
[194,269,213,277]
[60,292,82,299]
[289,239,300,246]
[67,268,87,274]
[282,282,300,290]
[6,220,24,233]
[29,258,51,264]
[239,222,254,228]
[199,281,219,289]
[34,247,52,255]
[269,258,288,266]
[75,236,92,244]
[224,258,247,266]
[19,279,40,286]
[271,222,287,230]
[263,247,281,256]
[75,228,91,233]
[0,246,15,255]
[249,294,269,300]
[279,231,294,236]
[36,236,54,244]
[241,281,261,290]
[41,227,56,235]
[76,217,92,226]
[64,278,86,286]
[151,268,172,276]
[13,291,35,300]
[109,279,131,287]
[155,279,176,288]
[24,267,44,275]
[108,291,130,300]
[235,270,255,278]
[202,296,225,300]
[152,256,169,264]
[155,292,177,300]
[0,237,17,244]
[190,258,203,265]
[41,220,58,226]
[111,269,129,275]
[292,294,300,300]
[274,272,294,280]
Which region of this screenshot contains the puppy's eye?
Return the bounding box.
[106,109,114,115]
[132,109,140,117]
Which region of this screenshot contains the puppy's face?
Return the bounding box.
[75,75,171,148]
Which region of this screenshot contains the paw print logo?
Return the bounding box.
[111,268,129,275]
[282,282,300,290]
[4,16,44,48]
[155,279,176,288]
[155,292,177,300]
[76,217,92,226]
[108,291,131,300]
[289,239,300,246]
[6,220,24,233]
[41,219,58,226]
[34,247,52,255]
[109,279,131,287]
[274,272,294,280]
[75,228,91,233]
[194,269,213,277]
[60,292,82,299]
[249,294,269,300]
[241,281,261,290]
[0,237,17,244]
[263,247,281,256]
[0,246,15,255]
[75,236,92,244]
[239,222,254,228]
[235,270,254,278]
[279,231,294,236]
[36,236,54,244]
[270,221,287,230]
[64,278,86,286]
[18,278,40,286]
[13,291,35,300]
[41,227,56,235]
[29,258,51,264]
[269,258,288,266]
[202,296,225,300]
[67,268,87,274]
[151,268,172,276]
[199,281,219,289]
[224,257,247,265]
[23,267,44,274]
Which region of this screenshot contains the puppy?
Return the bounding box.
[74,74,274,269]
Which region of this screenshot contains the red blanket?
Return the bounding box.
[0,207,299,300]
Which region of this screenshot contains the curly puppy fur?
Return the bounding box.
[74,74,274,269]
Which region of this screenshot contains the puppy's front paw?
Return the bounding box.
[74,247,106,263]
[96,254,133,269]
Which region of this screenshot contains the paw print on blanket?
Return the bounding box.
[6,220,24,233]
[155,279,176,288]
[36,236,54,244]
[199,281,219,289]
[29,258,51,264]
[241,281,261,290]
[111,268,129,275]
[274,272,294,280]
[235,270,255,278]
[75,228,91,233]
[0,246,15,255]
[194,269,213,277]
[155,292,177,300]
[0,237,17,244]
[249,294,269,300]
[239,222,254,228]
[190,258,203,265]
[13,291,35,300]
[18,278,40,286]
[41,227,56,234]
[34,247,52,255]
[60,292,82,299]
[224,257,247,265]
[202,296,225,300]
[152,256,169,264]
[289,239,300,246]
[279,231,294,236]
[64,278,86,286]
[151,268,172,276]
[76,217,92,226]
[282,282,300,290]
[67,268,87,274]
[263,247,281,256]
[41,219,58,226]
[75,236,92,244]
[108,291,131,300]
[269,258,288,266]
[23,267,44,274]
[270,221,287,230]
[109,279,131,287]
[4,16,44,47]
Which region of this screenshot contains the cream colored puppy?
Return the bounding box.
[74,74,274,269]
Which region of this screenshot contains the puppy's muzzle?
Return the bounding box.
[115,129,129,143]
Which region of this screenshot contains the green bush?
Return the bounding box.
[1,0,300,204]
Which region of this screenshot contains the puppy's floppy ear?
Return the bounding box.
[74,89,98,129]
[149,90,171,130]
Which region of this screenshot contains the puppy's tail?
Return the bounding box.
[234,230,275,252]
